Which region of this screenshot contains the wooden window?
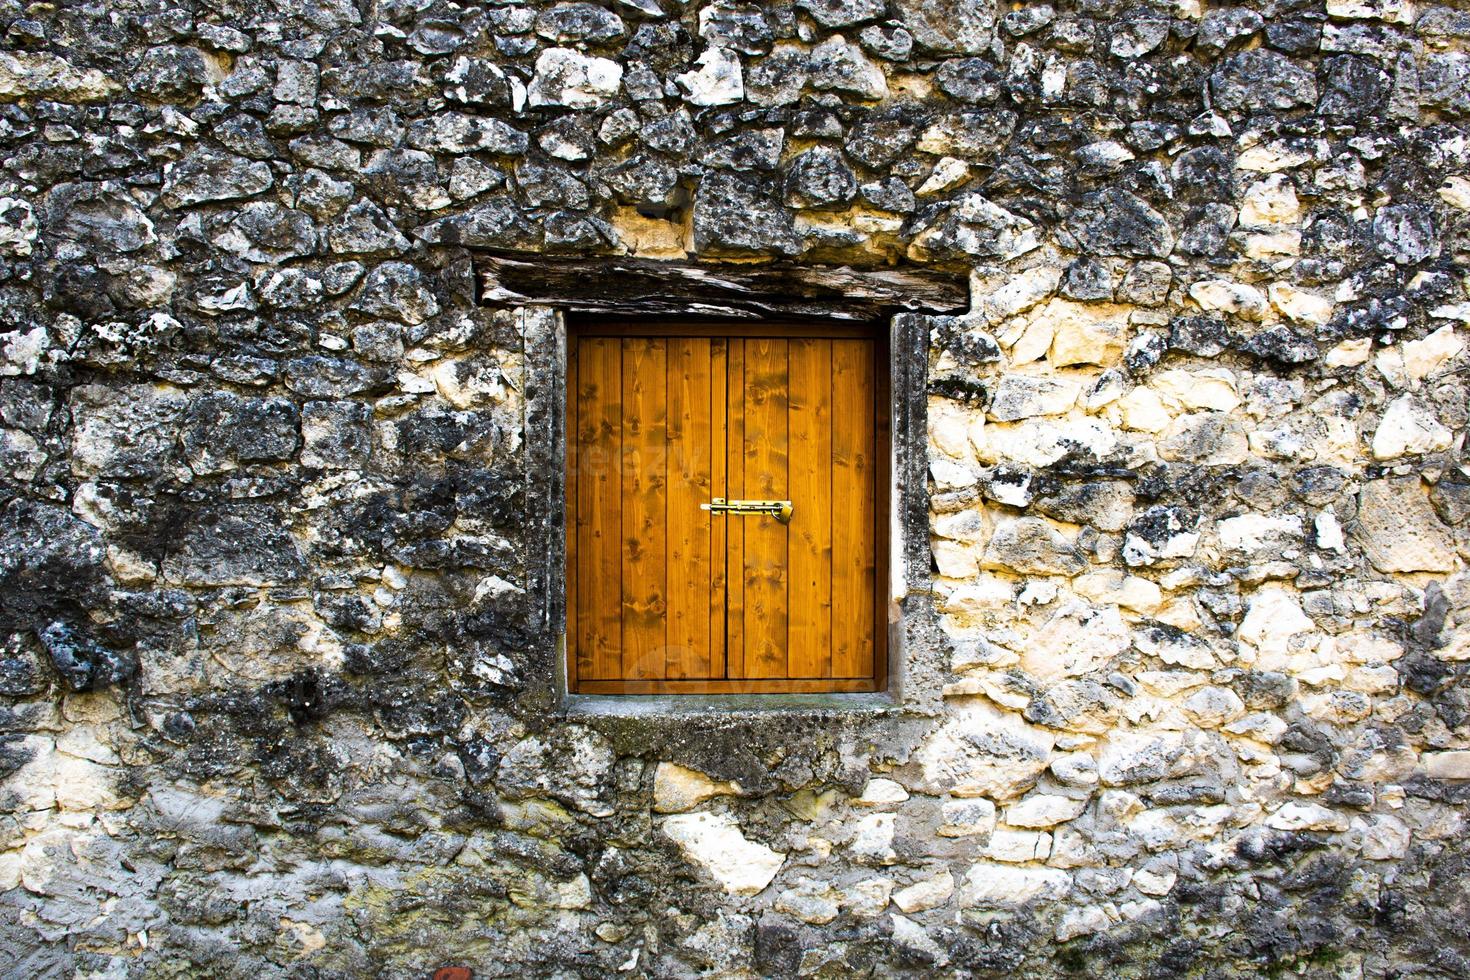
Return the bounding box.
[566,321,889,694]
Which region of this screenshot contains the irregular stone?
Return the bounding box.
[893,870,954,913]
[528,48,624,109]
[938,798,997,837]
[1110,18,1170,58]
[653,762,741,813]
[326,200,412,255]
[1123,506,1200,566]
[699,3,773,54]
[1422,752,1470,780]
[162,150,273,207]
[351,262,441,325]
[1356,478,1458,573]
[535,3,626,42]
[915,698,1056,800]
[856,778,909,806]
[1189,280,1267,320]
[981,518,1084,576]
[785,147,857,207]
[1097,729,1197,786]
[1005,794,1086,828]
[1036,300,1129,367]
[36,622,135,692]
[160,503,305,587]
[1269,283,1333,325]
[911,194,1040,261]
[676,46,744,106]
[0,52,117,103]
[300,401,371,470]
[798,0,886,28]
[70,384,185,479]
[1066,189,1174,259]
[662,812,784,895]
[407,113,527,155]
[214,202,316,263]
[896,0,998,54]
[1210,50,1318,111]
[1158,413,1250,465]
[1379,205,1441,272]
[988,375,1079,421]
[1021,600,1130,680]
[775,878,841,924]
[809,36,888,100]
[961,863,1071,908]
[693,172,798,256]
[848,812,897,864]
[181,392,298,473]
[1372,396,1452,459]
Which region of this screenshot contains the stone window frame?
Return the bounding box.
[518,305,945,717]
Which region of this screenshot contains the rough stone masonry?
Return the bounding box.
[1,0,1469,976]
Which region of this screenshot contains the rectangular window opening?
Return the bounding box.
[565,319,892,695]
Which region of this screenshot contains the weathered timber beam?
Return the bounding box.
[477,255,968,321]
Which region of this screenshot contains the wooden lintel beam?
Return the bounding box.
[476,255,968,321]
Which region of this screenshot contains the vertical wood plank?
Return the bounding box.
[831,338,875,678]
[787,339,833,678]
[665,337,713,678]
[725,338,745,678]
[577,337,623,681]
[621,338,667,680]
[566,337,579,691]
[709,338,728,679]
[741,338,789,679]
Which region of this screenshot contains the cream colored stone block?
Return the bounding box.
[1422,751,1470,780]
[940,577,1016,615]
[1021,600,1130,680]
[1238,174,1300,226]
[1325,0,1414,24]
[1241,230,1301,258]
[961,863,1071,908]
[848,812,897,865]
[1116,387,1172,432]
[1004,794,1086,828]
[1403,325,1463,380]
[1238,588,1316,662]
[1356,478,1459,573]
[1152,369,1240,412]
[983,828,1052,861]
[653,763,741,814]
[1072,570,1164,615]
[662,812,784,895]
[1189,279,1267,319]
[893,869,955,913]
[1044,301,1130,367]
[1440,175,1470,211]
[1373,395,1452,459]
[1324,338,1372,367]
[857,778,910,806]
[1356,814,1410,860]
[1236,141,1317,172]
[973,417,1119,467]
[1269,283,1334,325]
[975,265,1062,326]
[915,699,1055,800]
[1266,802,1347,832]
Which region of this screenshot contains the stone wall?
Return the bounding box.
[1,0,1469,976]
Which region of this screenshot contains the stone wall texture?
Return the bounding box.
[2,0,1470,976]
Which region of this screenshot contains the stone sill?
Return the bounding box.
[561,692,900,719]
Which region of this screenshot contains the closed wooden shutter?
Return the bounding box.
[567,324,885,694]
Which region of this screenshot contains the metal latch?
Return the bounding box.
[701,498,794,524]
